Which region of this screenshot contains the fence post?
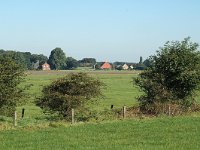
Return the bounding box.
[71,108,74,124]
[123,106,126,119]
[13,111,17,127]
[168,104,171,116]
[22,108,25,118]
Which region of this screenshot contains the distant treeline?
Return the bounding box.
[0,49,48,70]
[0,48,150,70]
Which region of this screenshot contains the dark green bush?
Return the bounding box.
[0,56,25,116]
[36,72,104,119]
[134,37,200,114]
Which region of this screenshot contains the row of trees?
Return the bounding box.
[0,50,48,70]
[48,48,150,70]
[0,48,150,71]
[0,48,98,70]
[47,48,100,70]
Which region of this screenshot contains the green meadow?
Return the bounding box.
[1,70,200,150]
[1,116,200,150]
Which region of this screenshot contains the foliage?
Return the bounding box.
[78,58,96,67]
[115,65,123,70]
[0,51,27,69]
[22,52,32,69]
[65,57,78,69]
[11,51,27,68]
[139,56,143,64]
[36,72,104,118]
[0,50,49,70]
[143,57,153,68]
[134,37,200,114]
[94,62,104,70]
[0,55,26,116]
[47,47,67,70]
[30,54,48,69]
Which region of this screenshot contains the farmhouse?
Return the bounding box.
[100,62,112,70]
[122,64,129,70]
[42,62,51,70]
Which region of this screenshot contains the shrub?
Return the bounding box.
[0,56,25,116]
[36,72,104,119]
[134,37,200,114]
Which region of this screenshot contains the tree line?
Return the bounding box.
[0,47,150,71]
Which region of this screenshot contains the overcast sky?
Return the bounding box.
[0,0,200,62]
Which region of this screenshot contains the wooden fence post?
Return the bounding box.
[22,108,25,118]
[13,111,17,127]
[71,108,74,124]
[168,104,171,116]
[123,106,126,119]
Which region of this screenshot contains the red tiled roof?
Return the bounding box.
[101,62,112,69]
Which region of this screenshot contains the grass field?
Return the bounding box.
[1,70,200,150]
[1,70,140,127]
[1,116,200,150]
[25,70,140,110]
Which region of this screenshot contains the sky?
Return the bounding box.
[0,0,200,62]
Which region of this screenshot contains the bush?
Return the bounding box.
[134,37,200,114]
[36,72,104,119]
[0,56,25,116]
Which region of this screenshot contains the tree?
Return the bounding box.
[30,54,48,69]
[0,55,25,116]
[7,51,27,69]
[134,37,200,114]
[36,72,104,118]
[139,56,143,64]
[78,58,96,67]
[94,62,103,70]
[65,57,78,69]
[47,47,67,70]
[143,57,153,68]
[22,52,32,69]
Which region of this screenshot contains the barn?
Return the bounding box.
[100,62,112,70]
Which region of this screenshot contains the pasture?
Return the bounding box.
[1,70,200,150]
[1,116,200,150]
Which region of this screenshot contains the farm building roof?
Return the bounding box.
[100,62,112,69]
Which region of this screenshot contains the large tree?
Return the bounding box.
[48,47,67,70]
[7,51,27,69]
[78,58,96,67]
[22,52,32,69]
[134,37,200,114]
[0,55,25,116]
[65,57,78,70]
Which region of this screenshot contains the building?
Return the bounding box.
[100,62,112,70]
[42,62,51,70]
[122,64,129,70]
[129,65,134,70]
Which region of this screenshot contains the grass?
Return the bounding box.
[1,70,200,149]
[0,116,200,150]
[0,70,139,127]
[20,70,140,120]
[92,73,140,110]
